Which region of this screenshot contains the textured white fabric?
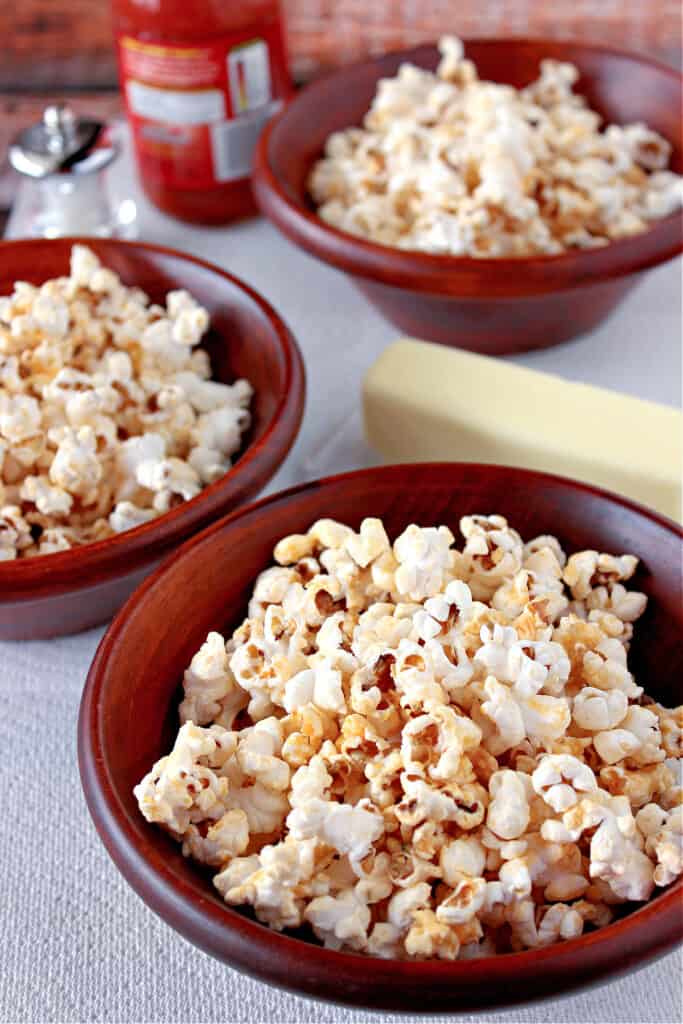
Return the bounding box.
[1,129,681,1024]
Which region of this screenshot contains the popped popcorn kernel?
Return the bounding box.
[135,512,681,959]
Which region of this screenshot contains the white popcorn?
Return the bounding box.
[487,770,530,840]
[182,807,250,867]
[0,247,252,556]
[309,39,681,257]
[475,624,547,695]
[70,244,101,287]
[646,806,683,887]
[135,514,681,960]
[387,883,432,931]
[590,812,655,901]
[32,293,69,338]
[0,505,32,560]
[287,797,384,864]
[393,524,455,600]
[620,706,665,764]
[345,517,390,568]
[305,888,372,951]
[172,305,210,347]
[480,676,526,755]
[594,728,642,765]
[283,660,346,714]
[0,394,42,445]
[136,456,201,502]
[179,631,247,729]
[499,857,532,901]
[573,686,628,732]
[436,875,487,925]
[440,837,486,885]
[134,721,233,836]
[532,755,597,812]
[215,836,318,931]
[237,719,290,791]
[564,551,639,600]
[20,474,72,517]
[537,904,584,945]
[192,406,248,457]
[228,780,289,835]
[108,501,156,534]
[49,426,102,500]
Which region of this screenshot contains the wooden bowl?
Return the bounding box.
[0,237,305,640]
[78,463,682,1013]
[253,39,683,355]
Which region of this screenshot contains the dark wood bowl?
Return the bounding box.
[0,237,305,640]
[78,463,682,1013]
[253,38,683,355]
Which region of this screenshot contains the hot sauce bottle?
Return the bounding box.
[111,0,292,224]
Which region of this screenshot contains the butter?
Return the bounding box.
[363,339,682,522]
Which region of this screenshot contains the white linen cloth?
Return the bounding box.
[2,130,681,1024]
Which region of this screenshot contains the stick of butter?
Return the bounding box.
[363,339,681,522]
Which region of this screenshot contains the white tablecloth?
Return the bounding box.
[2,134,682,1024]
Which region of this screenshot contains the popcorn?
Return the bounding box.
[305,887,372,950]
[309,39,681,257]
[405,909,462,960]
[590,811,655,901]
[563,551,639,600]
[487,770,530,840]
[646,806,683,887]
[134,721,234,835]
[532,755,597,812]
[136,512,681,959]
[179,631,247,728]
[20,474,72,517]
[393,523,455,600]
[594,728,642,765]
[49,426,102,501]
[0,505,32,560]
[215,836,320,931]
[572,686,628,732]
[345,517,390,568]
[108,501,156,534]
[479,676,526,754]
[0,247,252,557]
[287,795,384,864]
[537,904,584,945]
[440,837,486,884]
[436,874,487,925]
[227,778,289,835]
[136,455,201,503]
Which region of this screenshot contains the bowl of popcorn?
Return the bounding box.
[253,38,683,354]
[79,463,682,1012]
[0,238,304,640]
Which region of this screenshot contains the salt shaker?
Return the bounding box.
[8,103,137,238]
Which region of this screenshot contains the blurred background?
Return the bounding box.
[1,0,681,228]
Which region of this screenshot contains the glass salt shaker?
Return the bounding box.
[8,104,137,239]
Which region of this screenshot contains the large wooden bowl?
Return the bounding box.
[0,238,305,640]
[253,39,683,355]
[78,463,682,1013]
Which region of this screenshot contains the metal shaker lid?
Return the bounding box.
[9,104,116,178]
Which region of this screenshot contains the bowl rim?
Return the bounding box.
[78,462,683,1009]
[253,36,683,297]
[0,235,306,596]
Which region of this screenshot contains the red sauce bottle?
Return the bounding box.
[111,0,292,224]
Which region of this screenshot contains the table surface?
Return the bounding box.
[2,135,682,1024]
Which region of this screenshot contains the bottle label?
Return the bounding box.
[117,27,288,189]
